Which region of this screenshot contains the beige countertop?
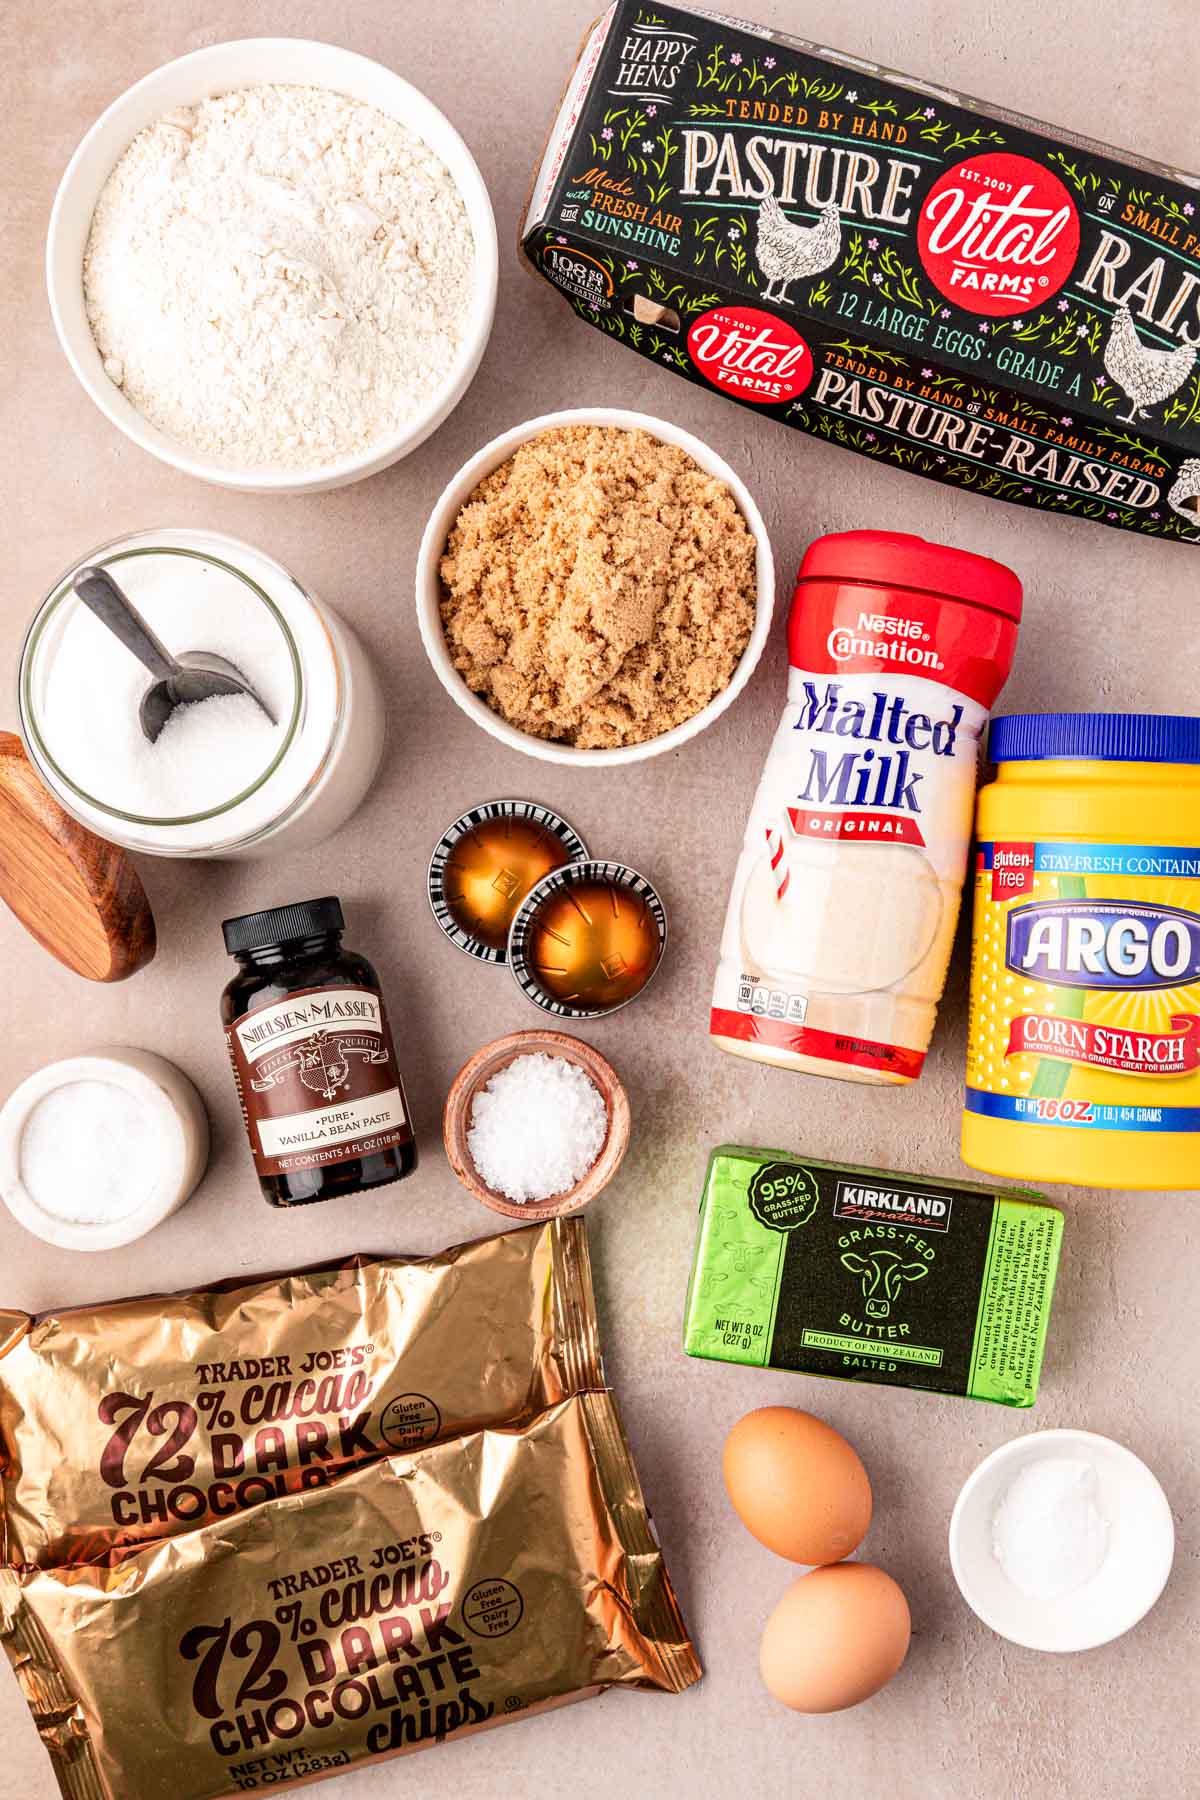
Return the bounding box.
[1,2,1198,1796]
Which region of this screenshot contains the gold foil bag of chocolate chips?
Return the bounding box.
[1,1386,699,1799]
[0,1220,600,1567]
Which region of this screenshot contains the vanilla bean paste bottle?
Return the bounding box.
[221,896,416,1206]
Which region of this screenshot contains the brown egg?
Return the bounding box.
[722,1406,872,1564]
[760,1564,911,1713]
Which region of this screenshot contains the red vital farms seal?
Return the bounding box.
[687,304,813,404]
[916,152,1080,316]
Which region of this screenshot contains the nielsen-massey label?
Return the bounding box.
[226,985,410,1178]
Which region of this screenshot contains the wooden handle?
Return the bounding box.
[0,732,156,981]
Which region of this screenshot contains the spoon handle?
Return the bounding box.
[73,566,181,683]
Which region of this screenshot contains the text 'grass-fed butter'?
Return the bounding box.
[523,0,1200,544]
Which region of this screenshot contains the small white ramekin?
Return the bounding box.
[46,39,498,495]
[949,1429,1174,1653]
[415,408,776,768]
[0,1049,210,1251]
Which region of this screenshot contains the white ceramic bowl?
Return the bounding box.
[46,39,498,494]
[949,1429,1174,1652]
[416,408,775,767]
[0,1049,210,1251]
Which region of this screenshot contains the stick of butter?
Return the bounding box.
[683,1147,1063,1407]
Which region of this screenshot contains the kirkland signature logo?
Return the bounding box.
[832,1180,952,1232]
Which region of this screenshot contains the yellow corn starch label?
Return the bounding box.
[966,840,1200,1136]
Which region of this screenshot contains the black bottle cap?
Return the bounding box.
[222,896,345,955]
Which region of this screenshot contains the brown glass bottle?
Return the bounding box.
[221,896,417,1207]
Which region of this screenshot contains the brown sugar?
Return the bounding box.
[437,425,758,749]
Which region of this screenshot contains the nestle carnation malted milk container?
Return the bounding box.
[711,530,1021,1084]
[963,713,1200,1190]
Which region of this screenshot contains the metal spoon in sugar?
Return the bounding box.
[71,564,274,745]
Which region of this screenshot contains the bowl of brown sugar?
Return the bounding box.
[415,408,774,765]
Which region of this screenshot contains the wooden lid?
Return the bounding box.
[0,732,156,981]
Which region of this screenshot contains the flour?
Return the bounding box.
[83,85,475,467]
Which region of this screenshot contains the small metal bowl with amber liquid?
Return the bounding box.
[506,859,667,1019]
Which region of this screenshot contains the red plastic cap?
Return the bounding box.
[797,530,1023,621]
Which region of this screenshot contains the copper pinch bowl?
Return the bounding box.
[443,1029,631,1222]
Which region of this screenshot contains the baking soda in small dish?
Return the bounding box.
[992,1457,1110,1601]
[19,1081,163,1224]
[467,1053,606,1203]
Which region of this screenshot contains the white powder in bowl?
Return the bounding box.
[83,84,475,468]
[19,1081,165,1224]
[467,1054,607,1204]
[991,1456,1110,1601]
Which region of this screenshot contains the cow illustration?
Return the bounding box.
[839,1249,928,1319]
[723,1242,768,1273]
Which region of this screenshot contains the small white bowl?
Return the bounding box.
[0,1049,210,1251]
[416,408,775,767]
[949,1429,1174,1653]
[46,39,498,494]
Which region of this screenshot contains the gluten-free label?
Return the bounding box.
[463,1578,524,1638]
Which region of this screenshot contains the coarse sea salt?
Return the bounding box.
[991,1456,1110,1601]
[468,1053,607,1204]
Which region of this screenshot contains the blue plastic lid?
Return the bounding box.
[989,712,1200,765]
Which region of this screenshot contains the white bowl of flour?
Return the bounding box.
[47,39,497,493]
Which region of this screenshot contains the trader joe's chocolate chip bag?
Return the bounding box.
[0,1220,600,1566]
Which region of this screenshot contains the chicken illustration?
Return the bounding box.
[1168,458,1200,526]
[1102,304,1196,424]
[754,194,841,304]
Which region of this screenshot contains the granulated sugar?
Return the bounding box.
[468,1054,607,1203]
[41,553,292,819]
[83,85,474,468]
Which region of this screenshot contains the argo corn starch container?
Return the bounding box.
[962,713,1200,1190]
[710,530,1021,1084]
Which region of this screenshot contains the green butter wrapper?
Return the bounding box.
[683,1146,1063,1406]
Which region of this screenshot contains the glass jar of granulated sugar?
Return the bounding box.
[710,530,1022,1085]
[19,529,385,859]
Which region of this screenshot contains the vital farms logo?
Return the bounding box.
[687,304,813,404]
[917,152,1080,317]
[1006,900,1200,991]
